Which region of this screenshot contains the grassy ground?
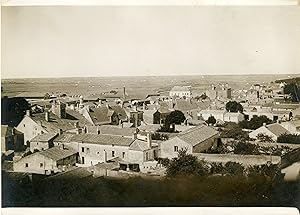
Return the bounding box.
[2,171,299,207]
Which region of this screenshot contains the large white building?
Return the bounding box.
[169,86,191,98]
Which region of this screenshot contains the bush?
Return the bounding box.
[220,125,249,140]
[283,83,300,102]
[151,132,169,141]
[256,133,274,142]
[234,141,259,155]
[166,148,209,177]
[277,133,300,144]
[224,161,244,175]
[239,115,272,130]
[206,116,216,125]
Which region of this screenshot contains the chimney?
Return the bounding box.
[45,111,50,122]
[103,150,107,162]
[76,128,80,134]
[58,128,63,135]
[134,112,138,128]
[119,120,123,128]
[143,102,146,111]
[146,132,152,149]
[74,121,79,128]
[11,127,15,135]
[26,109,31,117]
[106,104,110,109]
[133,130,138,140]
[123,86,126,100]
[263,123,267,127]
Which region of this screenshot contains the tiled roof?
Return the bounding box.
[39,147,77,161]
[174,99,198,112]
[129,139,158,151]
[66,109,93,126]
[87,125,136,137]
[53,133,74,142]
[30,112,77,132]
[69,133,134,146]
[110,105,128,121]
[266,124,290,137]
[30,132,58,142]
[170,86,191,92]
[88,107,113,125]
[178,125,219,146]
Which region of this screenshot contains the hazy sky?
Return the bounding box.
[2,6,300,78]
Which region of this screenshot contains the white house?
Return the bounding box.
[160,125,220,159]
[249,123,290,142]
[223,112,245,123]
[169,86,191,98]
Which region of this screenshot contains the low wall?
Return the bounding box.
[193,153,281,166]
[220,138,300,149]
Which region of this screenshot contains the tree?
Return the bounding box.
[151,132,169,141]
[234,141,259,155]
[239,115,272,130]
[206,116,216,125]
[283,83,300,102]
[225,101,243,113]
[159,110,186,133]
[166,148,209,177]
[220,124,249,140]
[277,133,300,144]
[165,110,186,125]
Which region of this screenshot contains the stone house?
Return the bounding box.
[29,132,59,152]
[169,86,191,98]
[160,125,220,159]
[1,125,24,153]
[13,146,78,175]
[249,123,290,142]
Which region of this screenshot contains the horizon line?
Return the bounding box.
[2,73,299,80]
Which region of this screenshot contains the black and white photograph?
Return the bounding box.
[1,0,300,213]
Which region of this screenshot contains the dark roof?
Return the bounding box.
[178,125,219,147]
[68,133,134,146]
[39,147,77,161]
[88,107,114,125]
[30,132,58,142]
[53,133,75,142]
[30,112,77,132]
[47,167,92,180]
[110,106,128,121]
[66,109,93,126]
[266,124,290,137]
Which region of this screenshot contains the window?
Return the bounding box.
[112,151,115,157]
[40,163,43,168]
[23,124,25,127]
[174,146,178,152]
[122,152,125,158]
[82,157,85,164]
[25,163,28,167]
[81,147,84,153]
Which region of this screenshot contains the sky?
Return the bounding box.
[1,6,300,79]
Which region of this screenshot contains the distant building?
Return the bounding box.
[80,106,120,126]
[249,123,290,142]
[279,120,300,135]
[199,110,227,122]
[160,125,220,159]
[169,86,191,98]
[13,146,78,175]
[1,125,24,153]
[223,112,245,124]
[206,83,231,100]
